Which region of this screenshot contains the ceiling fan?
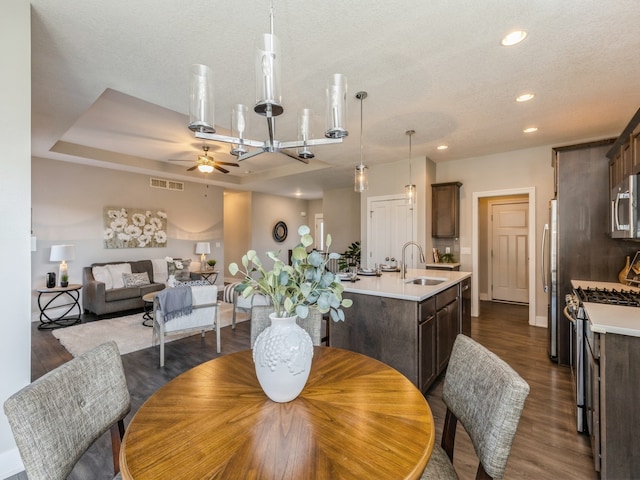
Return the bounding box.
[169,146,240,174]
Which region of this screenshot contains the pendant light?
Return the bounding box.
[405,129,416,206]
[354,91,368,192]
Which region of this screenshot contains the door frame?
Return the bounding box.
[472,187,536,326]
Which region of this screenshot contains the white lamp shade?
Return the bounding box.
[195,242,211,255]
[50,245,75,262]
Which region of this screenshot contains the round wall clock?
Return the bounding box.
[272,221,288,242]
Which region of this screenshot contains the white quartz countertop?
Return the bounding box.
[341,268,471,302]
[571,279,640,337]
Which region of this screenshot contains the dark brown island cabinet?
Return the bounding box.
[331,273,471,394]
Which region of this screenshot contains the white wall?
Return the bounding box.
[249,192,310,267]
[322,186,360,254]
[0,1,31,476]
[31,158,225,317]
[360,154,435,267]
[435,145,556,322]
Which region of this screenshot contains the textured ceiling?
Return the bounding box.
[30,0,640,198]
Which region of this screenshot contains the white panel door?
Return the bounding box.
[368,197,415,269]
[491,202,529,303]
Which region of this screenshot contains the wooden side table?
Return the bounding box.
[36,284,82,330]
[141,291,159,327]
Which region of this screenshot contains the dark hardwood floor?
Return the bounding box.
[10,302,596,479]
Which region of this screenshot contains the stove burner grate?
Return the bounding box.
[576,287,640,307]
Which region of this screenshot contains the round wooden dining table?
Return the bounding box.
[120,346,435,479]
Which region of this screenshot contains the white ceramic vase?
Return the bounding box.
[252,312,314,403]
[167,274,176,287]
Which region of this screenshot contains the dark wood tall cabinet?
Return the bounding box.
[552,140,631,366]
[431,182,462,238]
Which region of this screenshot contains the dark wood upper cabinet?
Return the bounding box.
[431,182,462,238]
[607,107,640,188]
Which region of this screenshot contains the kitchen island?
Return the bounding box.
[331,268,471,394]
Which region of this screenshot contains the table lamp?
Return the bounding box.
[50,244,75,286]
[195,242,211,271]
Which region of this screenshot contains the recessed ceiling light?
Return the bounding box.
[523,127,538,133]
[437,145,449,151]
[516,93,535,102]
[501,30,527,46]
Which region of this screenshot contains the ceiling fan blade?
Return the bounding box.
[216,161,240,167]
[168,159,194,163]
[187,165,198,171]
[214,165,230,174]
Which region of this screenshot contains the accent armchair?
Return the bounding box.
[152,284,219,367]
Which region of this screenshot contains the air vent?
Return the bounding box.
[150,177,184,191]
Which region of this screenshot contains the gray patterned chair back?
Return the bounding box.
[424,334,529,480]
[251,305,322,347]
[3,341,130,480]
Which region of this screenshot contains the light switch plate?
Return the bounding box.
[461,247,471,255]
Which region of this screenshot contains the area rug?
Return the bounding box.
[52,302,247,357]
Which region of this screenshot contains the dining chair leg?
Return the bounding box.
[215,305,221,353]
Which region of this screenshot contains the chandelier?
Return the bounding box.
[188,2,349,163]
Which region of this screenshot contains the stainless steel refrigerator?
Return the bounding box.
[542,199,558,360]
[543,140,630,366]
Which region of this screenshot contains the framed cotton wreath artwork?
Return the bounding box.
[103,207,167,249]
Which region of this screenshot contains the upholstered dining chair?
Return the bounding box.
[3,341,130,480]
[251,305,323,347]
[422,334,530,480]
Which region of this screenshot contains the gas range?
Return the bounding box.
[575,286,640,307]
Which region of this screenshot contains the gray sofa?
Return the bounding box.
[82,260,165,317]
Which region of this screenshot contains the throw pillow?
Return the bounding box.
[92,265,113,290]
[107,263,132,289]
[122,272,151,287]
[151,258,169,283]
[174,258,192,281]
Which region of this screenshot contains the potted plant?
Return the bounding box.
[60,274,69,288]
[338,241,361,272]
[207,259,217,270]
[229,225,352,402]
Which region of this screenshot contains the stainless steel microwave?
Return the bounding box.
[611,175,638,238]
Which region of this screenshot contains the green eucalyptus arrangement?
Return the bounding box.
[229,225,353,321]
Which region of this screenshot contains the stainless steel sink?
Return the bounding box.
[405,277,446,286]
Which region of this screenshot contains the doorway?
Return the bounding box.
[367,194,417,269]
[472,188,536,325]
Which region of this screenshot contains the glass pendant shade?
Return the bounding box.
[325,74,348,138]
[255,33,282,116]
[230,104,249,156]
[405,184,416,205]
[354,164,368,192]
[297,108,314,159]
[189,64,215,134]
[405,129,416,205]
